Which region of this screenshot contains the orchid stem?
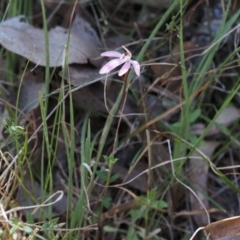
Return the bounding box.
[112,71,129,154]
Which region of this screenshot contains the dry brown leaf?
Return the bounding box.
[59,65,101,87]
[203,216,240,240]
[72,81,137,114]
[190,123,208,136]
[0,15,101,67]
[190,106,240,136]
[189,141,220,226]
[71,15,101,49]
[71,14,103,67]
[72,84,106,113]
[212,106,240,129]
[18,72,45,114]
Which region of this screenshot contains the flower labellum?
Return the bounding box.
[99,46,140,76]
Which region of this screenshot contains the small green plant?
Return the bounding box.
[4,119,25,139]
[96,155,119,184]
[10,218,33,236]
[169,108,202,144]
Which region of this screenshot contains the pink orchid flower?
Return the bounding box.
[99,46,140,76]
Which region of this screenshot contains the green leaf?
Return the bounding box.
[136,228,146,238]
[148,189,156,200]
[5,118,12,126]
[171,121,181,128]
[189,109,201,123]
[103,226,119,233]
[188,133,199,145]
[23,225,33,234]
[41,222,50,230]
[126,226,139,240]
[11,218,19,225]
[53,223,65,228]
[26,213,34,224]
[96,170,108,182]
[103,155,118,166]
[151,200,168,208]
[130,205,146,221]
[48,218,59,227]
[10,225,19,235]
[41,218,59,230]
[130,209,139,221]
[110,173,119,183]
[102,197,111,209]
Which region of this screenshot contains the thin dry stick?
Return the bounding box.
[0,151,16,192]
[0,191,63,217]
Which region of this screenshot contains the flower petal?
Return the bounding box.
[101,51,122,58]
[99,59,123,74]
[118,62,131,76]
[130,60,140,76]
